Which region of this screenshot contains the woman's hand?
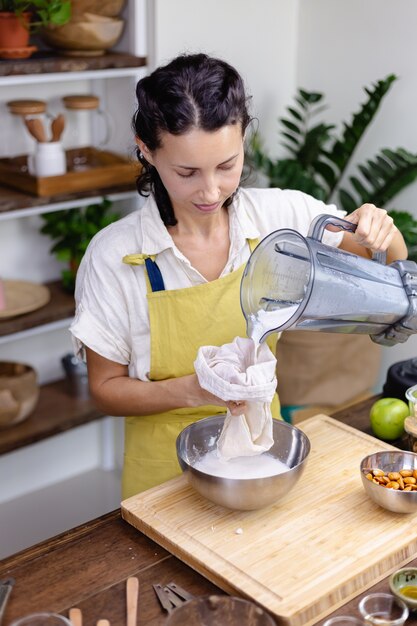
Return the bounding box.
[339,203,407,262]
[187,374,247,415]
[343,204,396,252]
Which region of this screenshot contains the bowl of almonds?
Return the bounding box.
[361,451,417,513]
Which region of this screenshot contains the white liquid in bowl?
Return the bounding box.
[193,450,290,479]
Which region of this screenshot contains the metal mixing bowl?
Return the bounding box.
[176,415,310,510]
[360,451,417,513]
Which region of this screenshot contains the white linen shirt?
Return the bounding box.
[70,187,345,381]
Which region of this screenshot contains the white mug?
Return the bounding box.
[28,141,67,177]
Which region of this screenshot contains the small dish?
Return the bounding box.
[165,595,276,626]
[389,567,417,610]
[360,451,417,513]
[358,592,408,625]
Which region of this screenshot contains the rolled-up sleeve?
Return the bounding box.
[70,235,132,365]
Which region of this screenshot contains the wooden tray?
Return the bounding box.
[0,147,140,197]
[121,415,417,626]
[0,280,50,319]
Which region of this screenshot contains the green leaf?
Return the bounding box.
[338,189,358,213]
[281,119,301,134]
[281,131,300,146]
[40,199,121,285]
[314,160,338,189]
[388,209,417,261]
[286,107,303,122]
[357,163,380,187]
[299,89,323,104]
[326,75,397,191]
[349,175,371,201]
[339,148,417,208]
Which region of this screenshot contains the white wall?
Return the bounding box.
[296,0,417,387]
[151,0,300,157]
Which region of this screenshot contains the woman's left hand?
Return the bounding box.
[226,400,248,416]
[343,203,397,253]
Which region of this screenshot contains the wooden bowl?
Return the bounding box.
[70,0,126,17]
[41,14,124,57]
[0,362,39,428]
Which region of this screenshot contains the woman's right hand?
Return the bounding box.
[186,374,247,416]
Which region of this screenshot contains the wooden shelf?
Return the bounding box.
[0,280,74,337]
[0,182,137,218]
[0,51,146,78]
[0,378,104,456]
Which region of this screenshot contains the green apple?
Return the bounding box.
[369,397,409,440]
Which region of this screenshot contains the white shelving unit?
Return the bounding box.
[0,0,148,558]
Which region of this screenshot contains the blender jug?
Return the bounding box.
[241,214,417,347]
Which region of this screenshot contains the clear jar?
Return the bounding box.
[62,94,112,150]
[406,384,417,418]
[6,99,52,155]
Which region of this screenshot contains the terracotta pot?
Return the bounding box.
[0,361,39,428]
[0,12,30,49]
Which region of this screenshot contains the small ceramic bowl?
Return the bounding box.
[389,567,417,610]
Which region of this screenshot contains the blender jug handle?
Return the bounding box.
[308,214,357,241]
[308,214,387,265]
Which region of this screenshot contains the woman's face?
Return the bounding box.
[140,124,245,220]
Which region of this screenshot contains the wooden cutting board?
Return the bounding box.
[121,415,417,625]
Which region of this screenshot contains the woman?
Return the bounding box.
[70,53,407,499]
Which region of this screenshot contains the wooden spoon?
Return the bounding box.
[96,621,110,626]
[51,114,66,142]
[23,117,48,142]
[126,576,139,626]
[69,607,83,626]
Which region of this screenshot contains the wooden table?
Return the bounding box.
[1,396,417,626]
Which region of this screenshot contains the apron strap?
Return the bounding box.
[144,257,165,292]
[248,238,259,253]
[122,253,165,293]
[144,238,259,292]
[123,238,259,294]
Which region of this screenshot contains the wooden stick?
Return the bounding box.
[69,607,82,626]
[126,576,139,626]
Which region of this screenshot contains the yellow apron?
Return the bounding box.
[122,239,280,498]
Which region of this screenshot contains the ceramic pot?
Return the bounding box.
[0,362,39,428]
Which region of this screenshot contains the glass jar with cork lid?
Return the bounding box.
[62,94,112,149]
[6,99,51,152]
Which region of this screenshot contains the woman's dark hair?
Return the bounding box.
[132,53,251,226]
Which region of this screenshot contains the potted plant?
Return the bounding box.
[40,198,121,292]
[0,0,71,58]
[245,75,417,421]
